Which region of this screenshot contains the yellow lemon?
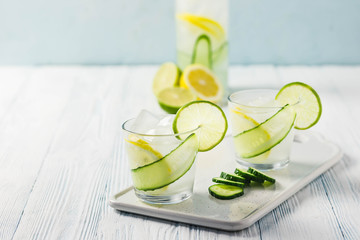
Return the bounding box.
[125,135,163,169]
[180,64,223,103]
[177,13,225,41]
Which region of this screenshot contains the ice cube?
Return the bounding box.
[131,110,161,133]
[248,97,282,108]
[146,114,175,135]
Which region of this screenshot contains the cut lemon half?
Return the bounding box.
[157,87,197,114]
[152,62,181,96]
[173,100,227,151]
[177,13,225,41]
[125,135,163,169]
[180,64,223,103]
[275,82,322,130]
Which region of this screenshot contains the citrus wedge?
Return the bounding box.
[275,82,322,130]
[157,87,197,114]
[180,64,223,103]
[152,62,181,96]
[173,100,227,151]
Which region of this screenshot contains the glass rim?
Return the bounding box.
[228,89,282,110]
[122,118,200,137]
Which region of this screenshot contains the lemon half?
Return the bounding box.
[180,64,223,103]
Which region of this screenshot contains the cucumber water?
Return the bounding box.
[131,133,198,191]
[233,104,296,159]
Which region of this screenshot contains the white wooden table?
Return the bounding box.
[0,65,359,239]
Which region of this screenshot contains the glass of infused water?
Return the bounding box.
[228,89,297,170]
[122,111,199,204]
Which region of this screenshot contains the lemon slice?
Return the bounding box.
[275,82,322,130]
[152,62,181,96]
[125,135,163,169]
[230,107,259,132]
[173,100,228,151]
[180,64,223,103]
[177,13,225,41]
[230,107,271,160]
[157,87,197,114]
[233,105,296,158]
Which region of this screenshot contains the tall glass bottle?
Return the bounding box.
[176,0,229,103]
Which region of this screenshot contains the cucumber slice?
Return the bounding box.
[248,167,276,183]
[191,34,212,69]
[233,104,296,158]
[208,184,244,200]
[131,133,198,191]
[220,172,250,184]
[212,177,245,188]
[234,168,264,183]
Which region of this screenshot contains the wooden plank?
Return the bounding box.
[7,67,130,239]
[0,67,76,240]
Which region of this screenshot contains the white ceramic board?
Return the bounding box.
[109,132,342,231]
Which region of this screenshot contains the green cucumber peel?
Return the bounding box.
[191,34,212,69]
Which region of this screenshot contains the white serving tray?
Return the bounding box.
[109,132,342,231]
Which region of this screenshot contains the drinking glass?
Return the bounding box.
[122,117,199,204]
[228,89,296,170]
[176,0,229,103]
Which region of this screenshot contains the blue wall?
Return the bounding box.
[0,0,359,65]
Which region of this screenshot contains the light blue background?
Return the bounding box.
[0,0,359,65]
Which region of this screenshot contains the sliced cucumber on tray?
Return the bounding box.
[234,168,264,183]
[208,184,244,200]
[220,172,250,184]
[212,177,245,188]
[209,167,276,200]
[248,167,276,183]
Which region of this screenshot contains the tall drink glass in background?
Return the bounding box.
[176,0,229,103]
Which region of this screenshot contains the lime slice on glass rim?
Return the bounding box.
[152,62,181,96]
[157,87,197,114]
[173,100,228,151]
[275,82,322,130]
